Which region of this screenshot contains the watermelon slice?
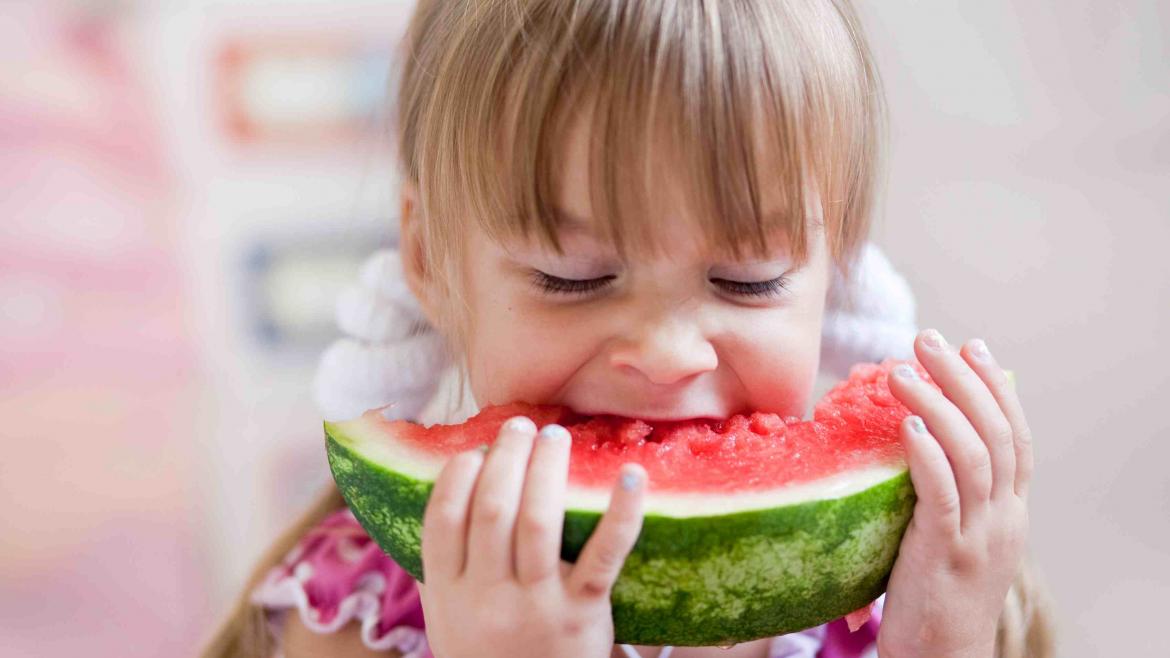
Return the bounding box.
[325,359,935,646]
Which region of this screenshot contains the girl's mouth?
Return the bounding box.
[564,404,730,424]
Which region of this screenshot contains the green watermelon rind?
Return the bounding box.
[326,424,916,646]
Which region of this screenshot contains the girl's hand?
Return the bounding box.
[416,416,646,658]
[880,329,1034,658]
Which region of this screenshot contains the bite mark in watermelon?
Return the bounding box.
[325,359,938,645]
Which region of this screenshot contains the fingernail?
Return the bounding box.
[971,338,991,360]
[893,364,917,380]
[922,328,947,350]
[503,415,536,435]
[539,423,570,442]
[908,415,927,433]
[620,466,643,491]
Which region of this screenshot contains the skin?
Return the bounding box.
[284,111,1034,657]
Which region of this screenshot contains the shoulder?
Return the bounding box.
[251,508,431,657]
[281,614,404,658]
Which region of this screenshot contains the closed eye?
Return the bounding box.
[710,275,791,298]
[530,271,616,295]
[530,270,791,299]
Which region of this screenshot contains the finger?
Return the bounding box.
[515,424,572,585]
[421,449,484,580]
[416,581,429,611]
[961,338,1034,502]
[569,463,646,600]
[912,329,1017,501]
[887,352,990,532]
[900,414,961,538]
[465,415,538,581]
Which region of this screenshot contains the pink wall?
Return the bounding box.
[1,5,207,656]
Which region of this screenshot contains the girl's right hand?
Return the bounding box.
[416,416,647,658]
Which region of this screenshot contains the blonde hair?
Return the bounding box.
[202,2,1057,656]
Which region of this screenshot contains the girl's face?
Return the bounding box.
[438,118,832,422]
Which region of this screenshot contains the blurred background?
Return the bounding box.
[0,1,1165,656]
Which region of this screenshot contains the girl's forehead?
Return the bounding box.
[546,166,820,264]
[545,202,803,260]
[538,99,820,261]
[490,206,820,278]
[552,99,799,211]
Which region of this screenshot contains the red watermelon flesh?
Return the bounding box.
[375,358,932,493]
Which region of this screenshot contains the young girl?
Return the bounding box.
[204,1,1056,656]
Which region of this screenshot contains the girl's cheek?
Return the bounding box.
[718,311,823,417]
[466,301,600,406]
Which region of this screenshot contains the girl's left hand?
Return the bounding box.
[879,329,1034,658]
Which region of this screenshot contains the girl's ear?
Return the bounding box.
[399,180,440,326]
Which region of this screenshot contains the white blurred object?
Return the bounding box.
[820,242,920,379]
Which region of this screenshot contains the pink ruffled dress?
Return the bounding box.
[252,243,917,657]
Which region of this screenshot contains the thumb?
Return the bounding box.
[568,463,646,599]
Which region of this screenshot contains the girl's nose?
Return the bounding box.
[608,316,719,386]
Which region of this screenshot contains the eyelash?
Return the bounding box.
[712,275,792,298]
[530,271,791,299]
